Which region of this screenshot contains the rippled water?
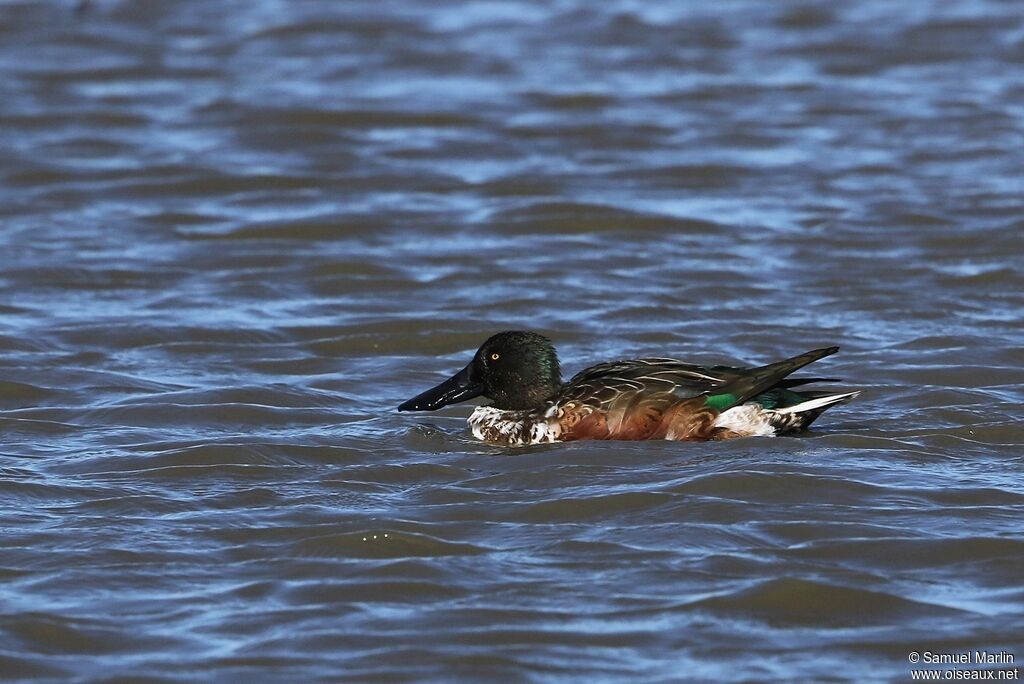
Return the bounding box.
[1,0,1023,680]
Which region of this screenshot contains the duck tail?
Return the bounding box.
[703,347,840,412]
[775,390,860,429]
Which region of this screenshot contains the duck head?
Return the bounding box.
[398,331,562,412]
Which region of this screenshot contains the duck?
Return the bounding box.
[398,331,857,446]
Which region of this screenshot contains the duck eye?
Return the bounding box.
[490,353,500,361]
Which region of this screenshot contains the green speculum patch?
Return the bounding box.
[704,393,738,411]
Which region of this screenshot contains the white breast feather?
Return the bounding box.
[469,406,559,446]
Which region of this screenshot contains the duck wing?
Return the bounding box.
[553,358,739,439]
[563,358,737,402]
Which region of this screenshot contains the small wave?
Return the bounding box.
[291,530,488,559]
[687,577,970,626]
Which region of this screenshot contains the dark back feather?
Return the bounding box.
[560,358,738,414]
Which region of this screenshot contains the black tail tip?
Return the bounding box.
[814,345,840,358]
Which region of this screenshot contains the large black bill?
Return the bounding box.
[398,363,483,411]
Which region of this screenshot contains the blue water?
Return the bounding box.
[1,0,1022,681]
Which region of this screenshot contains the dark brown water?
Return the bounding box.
[1,1,1023,681]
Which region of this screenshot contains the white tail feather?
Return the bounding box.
[776,391,860,415]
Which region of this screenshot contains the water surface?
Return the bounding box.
[1,0,1023,681]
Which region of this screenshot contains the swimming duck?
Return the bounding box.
[398,331,857,446]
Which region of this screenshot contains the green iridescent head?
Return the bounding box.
[398,331,562,412]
